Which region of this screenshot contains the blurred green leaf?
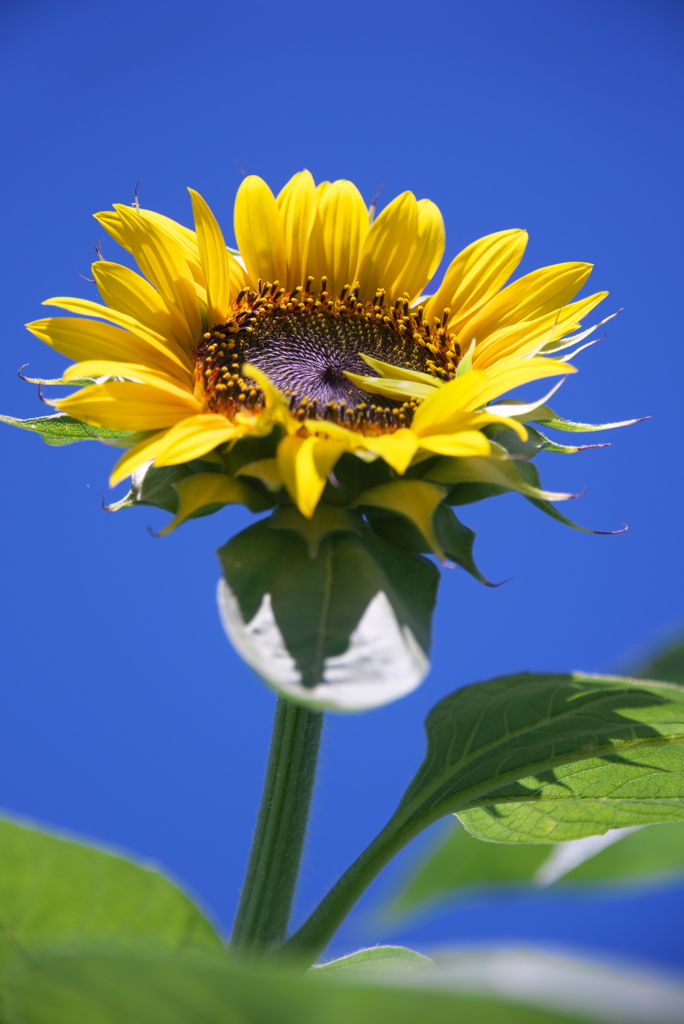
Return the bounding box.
[0,412,132,446]
[429,948,684,1024]
[386,820,684,921]
[217,517,439,711]
[553,821,684,883]
[0,815,224,992]
[386,823,549,919]
[311,945,435,974]
[635,637,684,685]
[6,948,612,1024]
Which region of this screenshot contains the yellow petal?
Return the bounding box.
[358,354,442,387]
[98,207,210,295]
[109,428,175,486]
[62,360,192,391]
[401,199,446,302]
[95,210,131,251]
[189,189,234,324]
[473,292,608,368]
[277,435,346,518]
[418,408,527,442]
[417,430,493,457]
[277,170,318,290]
[315,179,369,297]
[240,362,293,424]
[42,297,191,370]
[135,209,199,256]
[423,229,528,329]
[343,371,437,402]
[27,316,191,382]
[151,414,244,465]
[360,429,419,473]
[137,210,205,292]
[357,191,419,301]
[159,472,268,535]
[304,206,327,291]
[92,261,194,351]
[302,418,360,445]
[463,359,577,410]
[111,205,202,346]
[353,479,447,557]
[57,381,201,431]
[457,262,593,346]
[234,175,287,287]
[412,360,574,435]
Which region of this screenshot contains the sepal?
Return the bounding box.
[429,451,626,534]
[216,514,439,711]
[360,486,493,586]
[0,411,133,447]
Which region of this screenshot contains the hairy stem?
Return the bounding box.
[231,697,323,953]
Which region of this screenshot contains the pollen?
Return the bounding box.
[195,279,462,434]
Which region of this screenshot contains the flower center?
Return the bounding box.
[195,279,461,434]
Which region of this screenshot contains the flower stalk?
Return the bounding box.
[231,697,323,954]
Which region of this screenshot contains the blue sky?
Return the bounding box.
[1,0,683,969]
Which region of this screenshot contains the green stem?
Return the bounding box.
[281,806,436,964]
[231,697,323,954]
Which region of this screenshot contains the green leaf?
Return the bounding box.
[0,412,133,447]
[386,632,684,921]
[397,671,684,844]
[6,948,609,1024]
[311,945,435,974]
[0,815,224,1013]
[216,516,439,711]
[283,671,684,961]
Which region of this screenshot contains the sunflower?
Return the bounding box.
[25,170,613,530]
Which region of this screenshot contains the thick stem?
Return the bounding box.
[231,697,323,954]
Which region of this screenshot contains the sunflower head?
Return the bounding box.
[9,169,632,554]
[4,170,636,709]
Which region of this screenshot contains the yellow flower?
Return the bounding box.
[27,170,609,523]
